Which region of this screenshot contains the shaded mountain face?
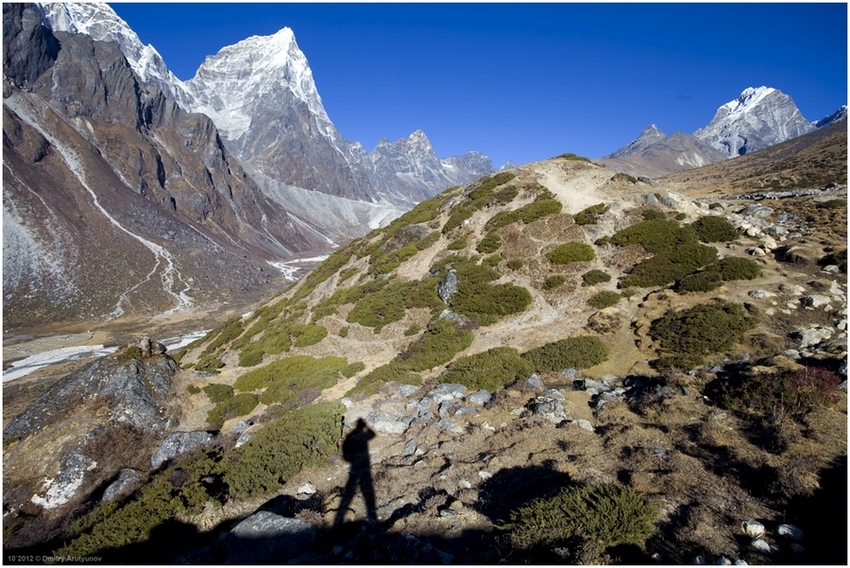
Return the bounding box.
[3,4,321,328]
[35,2,492,209]
[600,125,727,178]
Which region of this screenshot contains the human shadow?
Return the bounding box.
[333,418,377,529]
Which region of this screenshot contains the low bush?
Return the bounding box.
[675,270,723,293]
[582,269,611,286]
[547,242,596,264]
[522,336,609,371]
[448,234,469,250]
[610,218,697,255]
[492,185,519,205]
[404,323,421,337]
[506,483,656,553]
[224,402,344,498]
[542,275,567,290]
[587,291,621,309]
[555,152,592,162]
[290,323,328,348]
[641,209,666,221]
[450,261,532,325]
[347,362,422,398]
[574,203,610,226]
[690,215,738,242]
[398,318,474,372]
[195,353,225,374]
[485,197,563,232]
[715,256,761,280]
[203,383,234,403]
[439,347,532,392]
[506,259,523,270]
[477,232,502,254]
[338,326,349,338]
[649,301,758,367]
[207,393,259,425]
[233,355,349,411]
[621,255,695,288]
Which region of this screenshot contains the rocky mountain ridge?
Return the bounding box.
[601,86,845,179]
[3,3,328,328]
[35,2,493,211]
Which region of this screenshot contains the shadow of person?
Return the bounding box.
[333,418,377,529]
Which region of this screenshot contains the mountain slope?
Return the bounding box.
[3,3,321,328]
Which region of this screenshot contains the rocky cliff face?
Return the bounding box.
[3,3,321,327]
[694,86,816,158]
[34,3,492,207]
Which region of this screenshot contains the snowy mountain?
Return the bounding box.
[35,2,491,210]
[602,87,842,178]
[693,86,816,158]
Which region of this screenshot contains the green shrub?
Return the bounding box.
[347,362,422,398]
[582,269,611,286]
[587,291,621,309]
[224,402,344,498]
[547,242,596,264]
[610,218,697,255]
[555,152,592,162]
[187,384,201,395]
[485,198,563,232]
[483,253,502,267]
[202,316,245,355]
[439,347,532,392]
[448,234,469,250]
[574,203,610,226]
[715,256,761,280]
[675,212,687,221]
[675,270,723,293]
[493,185,519,205]
[293,248,353,300]
[477,232,502,254]
[341,362,366,378]
[506,484,656,552]
[664,242,718,269]
[522,336,609,371]
[347,280,416,329]
[116,345,143,362]
[642,209,666,221]
[542,275,567,290]
[620,255,694,288]
[690,215,739,242]
[649,301,758,367]
[195,353,225,374]
[234,355,348,393]
[398,318,474,371]
[507,259,523,270]
[290,323,328,348]
[404,324,421,337]
[207,393,258,425]
[338,326,349,338]
[442,205,475,234]
[203,383,234,403]
[449,261,532,325]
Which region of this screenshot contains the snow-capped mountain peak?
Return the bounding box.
[717,86,776,117]
[34,2,181,99]
[694,86,815,157]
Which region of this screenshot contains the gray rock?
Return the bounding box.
[438,400,462,417]
[645,193,659,205]
[366,411,408,435]
[435,419,465,434]
[397,384,419,398]
[31,450,96,509]
[402,439,418,456]
[776,523,804,542]
[413,397,434,416]
[801,295,831,309]
[233,419,254,435]
[742,519,765,538]
[235,431,254,448]
[226,511,317,564]
[779,283,807,295]
[661,195,678,207]
[436,309,469,326]
[454,406,479,417]
[526,374,545,390]
[545,388,565,401]
[102,468,141,502]
[438,269,458,304]
[297,482,317,495]
[571,419,595,432]
[560,368,578,380]
[151,431,214,469]
[466,390,492,406]
[528,396,567,423]
[428,383,467,403]
[749,538,778,555]
[791,327,834,349]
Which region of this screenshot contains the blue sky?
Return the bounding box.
[111,3,847,168]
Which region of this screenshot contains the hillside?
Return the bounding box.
[3,153,847,564]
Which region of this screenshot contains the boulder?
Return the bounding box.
[466,390,492,406]
[151,431,214,469]
[438,269,458,304]
[742,519,765,538]
[528,396,567,424]
[225,511,317,564]
[776,523,804,542]
[366,411,408,435]
[791,327,834,349]
[31,450,97,509]
[102,468,142,502]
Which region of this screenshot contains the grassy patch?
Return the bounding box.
[207,393,259,425]
[582,269,611,286]
[547,242,596,264]
[574,203,610,226]
[439,347,532,391]
[587,291,622,309]
[477,232,502,254]
[542,275,567,290]
[522,336,609,371]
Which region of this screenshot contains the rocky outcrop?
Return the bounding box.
[151,431,214,469]
[4,346,179,440]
